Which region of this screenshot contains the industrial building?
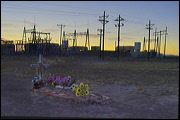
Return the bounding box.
[1,40,15,55]
[91,46,100,51]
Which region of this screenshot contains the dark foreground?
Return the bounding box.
[1,75,178,119]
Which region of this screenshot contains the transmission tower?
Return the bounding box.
[22,27,27,52]
[99,11,109,60]
[114,14,124,60]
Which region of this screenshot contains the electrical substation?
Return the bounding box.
[1,11,168,59]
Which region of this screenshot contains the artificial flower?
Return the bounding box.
[80,82,84,88]
[85,84,89,89]
[75,91,81,97]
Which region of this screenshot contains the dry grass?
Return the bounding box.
[1,55,179,95]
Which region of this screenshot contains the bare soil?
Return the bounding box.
[1,55,179,119]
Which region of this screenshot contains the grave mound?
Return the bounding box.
[31,86,112,104]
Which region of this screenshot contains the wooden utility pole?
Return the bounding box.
[97,29,102,58]
[57,24,65,54]
[156,36,159,56]
[115,41,116,57]
[155,28,167,58]
[85,28,90,50]
[163,27,168,58]
[115,15,124,60]
[153,28,157,52]
[159,31,162,57]
[146,20,154,60]
[73,30,77,53]
[143,37,146,51]
[99,11,109,60]
[153,30,161,57]
[102,11,105,60]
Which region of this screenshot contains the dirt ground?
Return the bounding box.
[1,55,179,119]
[1,75,178,119]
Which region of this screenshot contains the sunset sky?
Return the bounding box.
[1,1,179,56]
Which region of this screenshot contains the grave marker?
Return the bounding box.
[30,54,50,81]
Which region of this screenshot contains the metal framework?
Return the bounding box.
[66,28,90,52]
[20,25,51,55]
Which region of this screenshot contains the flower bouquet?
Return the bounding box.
[45,74,75,87]
[72,82,89,97]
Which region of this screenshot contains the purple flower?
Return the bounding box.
[45,74,73,87]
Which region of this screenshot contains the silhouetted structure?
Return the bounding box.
[1,40,15,55]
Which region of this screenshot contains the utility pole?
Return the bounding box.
[97,29,102,58]
[156,36,159,55]
[57,24,65,54]
[115,14,124,60]
[159,31,162,58]
[163,27,168,58]
[115,41,116,57]
[73,30,77,53]
[32,25,36,44]
[145,20,154,60]
[159,30,165,58]
[143,37,146,51]
[153,30,160,57]
[85,28,90,50]
[153,28,157,53]
[99,11,109,60]
[155,28,167,58]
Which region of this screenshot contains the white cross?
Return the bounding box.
[30,54,50,81]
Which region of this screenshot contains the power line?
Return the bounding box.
[2,3,101,16]
[30,1,104,12]
[2,10,94,17]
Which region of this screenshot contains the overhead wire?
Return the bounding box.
[29,1,104,12]
[1,3,101,16]
[2,1,153,44]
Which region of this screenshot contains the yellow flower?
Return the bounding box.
[72,84,78,91]
[84,90,89,95]
[75,91,81,97]
[72,87,76,92]
[51,82,55,86]
[80,92,84,96]
[72,83,90,97]
[73,84,78,88]
[85,84,89,89]
[79,82,84,88]
[76,87,82,93]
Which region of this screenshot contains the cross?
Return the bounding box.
[30,54,50,81]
